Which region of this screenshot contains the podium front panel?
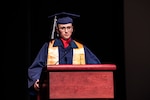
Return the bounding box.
[49,71,114,99]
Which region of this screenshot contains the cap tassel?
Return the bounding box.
[51,16,57,39]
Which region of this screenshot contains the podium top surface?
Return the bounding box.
[47,64,116,71]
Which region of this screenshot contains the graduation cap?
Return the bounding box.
[48,12,80,39]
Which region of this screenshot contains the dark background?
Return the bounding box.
[4,0,150,100]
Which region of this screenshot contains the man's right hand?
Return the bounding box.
[34,79,40,91]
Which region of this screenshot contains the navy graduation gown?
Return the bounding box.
[28,38,101,89]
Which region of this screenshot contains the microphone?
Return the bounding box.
[55,47,72,65]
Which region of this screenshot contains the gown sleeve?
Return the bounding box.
[84,45,101,64]
[28,42,48,88]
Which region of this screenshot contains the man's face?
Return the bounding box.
[57,23,73,40]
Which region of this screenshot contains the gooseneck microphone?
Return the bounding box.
[55,47,72,65]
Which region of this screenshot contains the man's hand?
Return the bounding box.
[34,79,40,91]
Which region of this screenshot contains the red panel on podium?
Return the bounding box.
[38,64,116,100]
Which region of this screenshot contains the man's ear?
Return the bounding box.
[56,27,59,33]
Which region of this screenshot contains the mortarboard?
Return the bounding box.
[48,12,80,39]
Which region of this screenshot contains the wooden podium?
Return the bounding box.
[38,64,116,100]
